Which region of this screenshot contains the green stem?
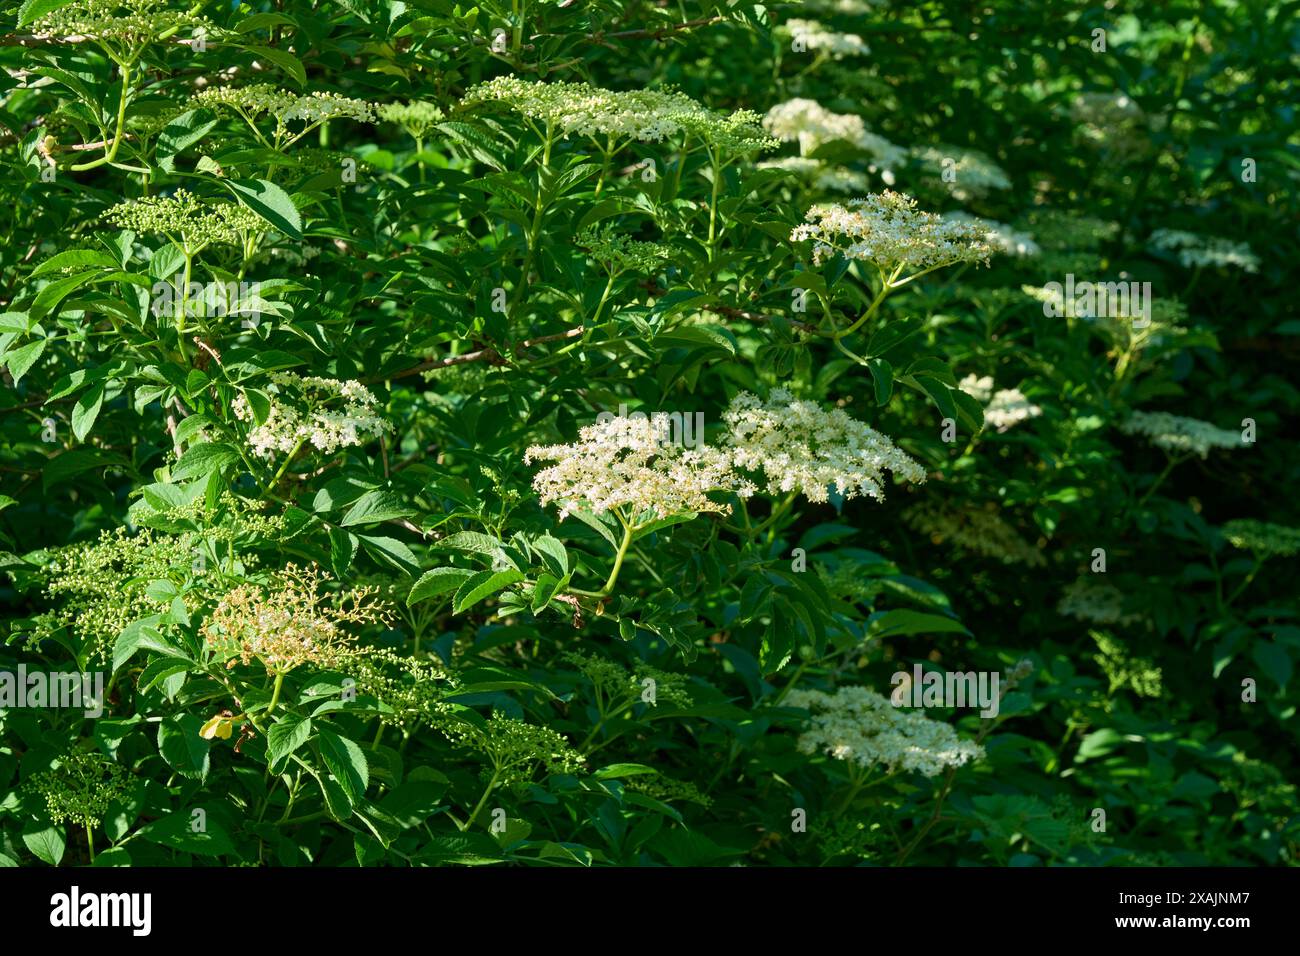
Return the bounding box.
[85,823,96,864]
[706,147,722,262]
[70,61,133,171]
[1135,454,1181,508]
[465,769,501,830]
[259,438,306,498]
[176,251,193,363]
[587,271,617,334]
[1224,557,1264,607]
[833,264,904,339]
[267,672,285,716]
[599,517,636,596]
[509,125,554,317]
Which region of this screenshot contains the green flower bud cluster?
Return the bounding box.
[192,85,377,146]
[562,650,693,709]
[626,773,713,808]
[1221,519,1300,558]
[34,527,206,664]
[102,189,264,252]
[577,224,674,275]
[26,751,132,829]
[34,0,211,62]
[440,712,585,786]
[1092,633,1163,700]
[377,101,445,139]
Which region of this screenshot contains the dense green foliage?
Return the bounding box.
[0,0,1296,868]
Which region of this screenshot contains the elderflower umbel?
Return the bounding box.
[103,189,263,254]
[791,191,996,270]
[577,224,675,274]
[759,156,871,194]
[1070,93,1155,163]
[192,84,376,146]
[786,686,984,778]
[526,414,744,521]
[944,211,1040,257]
[25,751,132,829]
[1220,519,1300,558]
[232,373,391,459]
[376,100,445,139]
[463,78,775,155]
[984,389,1042,431]
[958,374,1042,431]
[562,650,694,709]
[779,19,870,57]
[1121,410,1244,458]
[904,502,1046,567]
[911,145,1011,200]
[33,0,211,60]
[202,564,392,676]
[721,389,925,503]
[1148,229,1260,273]
[762,98,906,170]
[1057,578,1144,626]
[439,712,585,786]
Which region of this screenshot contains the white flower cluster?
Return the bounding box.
[911,145,1011,200]
[786,686,985,778]
[1057,578,1144,626]
[791,191,997,270]
[232,373,391,459]
[721,388,925,503]
[463,77,775,154]
[1148,229,1260,273]
[191,84,376,142]
[1220,520,1300,558]
[758,156,870,193]
[958,374,994,403]
[1121,410,1244,458]
[905,502,1046,567]
[779,19,870,57]
[985,389,1042,431]
[957,375,1042,431]
[762,99,906,171]
[525,415,743,521]
[944,212,1040,257]
[526,390,924,521]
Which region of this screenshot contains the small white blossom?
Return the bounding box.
[1057,578,1144,626]
[526,414,745,521]
[759,156,871,193]
[905,502,1046,567]
[944,212,1040,257]
[1148,229,1259,273]
[791,191,996,270]
[463,77,775,154]
[911,145,1011,200]
[786,686,985,778]
[763,98,905,169]
[233,373,391,459]
[779,19,870,58]
[720,388,925,503]
[1121,410,1244,458]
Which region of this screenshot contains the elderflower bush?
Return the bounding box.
[0,0,1295,872]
